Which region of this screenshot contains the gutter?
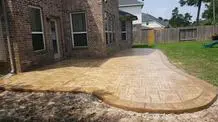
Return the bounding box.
[119,3,144,7]
[2,0,15,74]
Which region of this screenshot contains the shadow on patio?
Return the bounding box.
[32,48,155,72]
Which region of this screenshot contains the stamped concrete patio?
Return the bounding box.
[0,49,217,113]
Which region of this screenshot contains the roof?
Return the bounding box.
[142,13,169,27]
[119,0,144,7]
[119,10,138,21]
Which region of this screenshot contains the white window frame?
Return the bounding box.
[29,6,46,52]
[121,21,127,41]
[50,19,61,59]
[105,12,115,45]
[70,12,88,48]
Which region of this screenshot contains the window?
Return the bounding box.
[121,21,127,40]
[71,12,88,47]
[105,12,115,45]
[30,6,45,51]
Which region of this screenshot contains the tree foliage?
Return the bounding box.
[179,0,217,25]
[169,7,192,27]
[179,0,206,6]
[158,17,163,21]
[202,1,218,24]
[179,0,211,25]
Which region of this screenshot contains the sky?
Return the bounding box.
[140,0,206,21]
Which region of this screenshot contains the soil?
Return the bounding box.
[0,90,218,122]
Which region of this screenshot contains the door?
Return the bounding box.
[50,20,60,59]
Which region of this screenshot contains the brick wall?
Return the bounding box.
[103,1,133,54]
[119,20,133,49]
[103,0,121,55]
[0,0,10,72]
[5,0,64,72]
[3,0,133,72]
[0,0,7,62]
[63,0,106,58]
[0,14,7,62]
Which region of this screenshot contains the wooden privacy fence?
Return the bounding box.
[133,25,218,44]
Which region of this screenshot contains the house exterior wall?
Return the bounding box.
[0,0,10,73]
[103,0,122,55]
[119,6,142,25]
[0,13,7,62]
[63,0,107,58]
[5,0,64,72]
[120,20,133,49]
[0,0,7,62]
[2,0,134,73]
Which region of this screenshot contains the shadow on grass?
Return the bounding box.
[132,45,155,48]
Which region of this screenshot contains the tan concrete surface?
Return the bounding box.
[0,49,217,113]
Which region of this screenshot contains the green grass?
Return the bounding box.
[133,45,150,48]
[157,41,218,86]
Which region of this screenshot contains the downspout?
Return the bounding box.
[2,0,15,74]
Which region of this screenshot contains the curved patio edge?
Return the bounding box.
[0,84,217,114]
[97,90,217,114]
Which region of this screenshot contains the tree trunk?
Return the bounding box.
[196,0,202,25]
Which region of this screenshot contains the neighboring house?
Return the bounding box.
[141,13,169,29]
[119,0,144,25]
[0,0,136,73]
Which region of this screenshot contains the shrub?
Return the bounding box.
[212,33,218,40]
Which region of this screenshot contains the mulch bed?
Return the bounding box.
[0,91,218,122]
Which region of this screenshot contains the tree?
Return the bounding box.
[158,17,163,21]
[169,7,192,27]
[163,19,169,22]
[202,0,218,24]
[179,0,210,25]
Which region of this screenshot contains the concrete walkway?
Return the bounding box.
[0,49,217,113]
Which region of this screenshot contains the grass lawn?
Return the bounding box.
[157,41,218,86]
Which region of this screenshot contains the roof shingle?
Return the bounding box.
[142,13,169,27]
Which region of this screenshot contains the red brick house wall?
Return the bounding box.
[63,0,106,58]
[0,3,7,62]
[103,0,121,55]
[2,0,134,73]
[5,0,64,72]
